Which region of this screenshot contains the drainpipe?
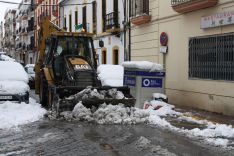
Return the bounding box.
[123,0,126,61]
[128,0,131,61]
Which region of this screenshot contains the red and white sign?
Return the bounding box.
[201,11,234,29]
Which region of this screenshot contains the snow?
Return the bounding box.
[122,61,163,72]
[189,124,234,138]
[67,88,127,102]
[0,98,47,130]
[97,65,123,86]
[0,54,15,62]
[0,81,29,95]
[25,64,35,68]
[0,61,29,83]
[153,93,167,100]
[59,103,149,125]
[60,98,234,148]
[205,138,229,147]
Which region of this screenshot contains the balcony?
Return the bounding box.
[38,0,43,4]
[171,0,218,13]
[106,12,120,33]
[130,0,151,25]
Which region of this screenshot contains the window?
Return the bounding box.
[130,0,149,17]
[113,0,118,13]
[102,49,107,64]
[102,0,106,32]
[189,33,234,81]
[82,6,87,32]
[69,14,72,32]
[75,11,78,26]
[113,48,119,65]
[30,57,33,64]
[64,16,67,30]
[92,1,97,34]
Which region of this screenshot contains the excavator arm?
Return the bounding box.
[35,17,63,94]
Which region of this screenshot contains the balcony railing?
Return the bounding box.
[171,0,218,13]
[106,12,120,33]
[130,0,151,25]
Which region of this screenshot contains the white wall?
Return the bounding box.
[60,0,125,64]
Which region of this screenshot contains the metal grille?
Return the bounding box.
[189,33,234,81]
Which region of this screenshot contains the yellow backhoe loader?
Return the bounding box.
[35,17,135,113]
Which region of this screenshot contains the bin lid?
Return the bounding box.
[122,61,163,72]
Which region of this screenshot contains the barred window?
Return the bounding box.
[130,0,149,17]
[189,34,234,81]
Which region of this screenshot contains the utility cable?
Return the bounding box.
[0,0,93,6]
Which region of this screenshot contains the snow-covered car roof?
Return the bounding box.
[25,64,35,68]
[0,61,29,83]
[0,54,15,62]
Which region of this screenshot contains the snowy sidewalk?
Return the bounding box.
[144,100,234,148]
[174,106,234,127]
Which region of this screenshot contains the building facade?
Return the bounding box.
[127,0,159,62]
[158,0,234,116]
[0,22,3,51]
[127,0,234,116]
[15,0,35,64]
[3,9,17,57]
[59,0,125,65]
[34,0,60,58]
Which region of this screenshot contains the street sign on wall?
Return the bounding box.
[201,11,234,29]
[141,78,162,88]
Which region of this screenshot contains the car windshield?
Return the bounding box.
[55,36,94,63]
[27,67,35,74]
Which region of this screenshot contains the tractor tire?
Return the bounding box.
[39,75,48,107]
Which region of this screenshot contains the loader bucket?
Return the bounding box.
[55,86,136,113]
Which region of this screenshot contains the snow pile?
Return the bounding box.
[0,61,28,83]
[72,102,93,121]
[92,104,149,124]
[56,87,234,148]
[61,103,149,125]
[146,100,180,116]
[153,93,167,100]
[97,65,124,86]
[122,61,163,72]
[183,122,234,147]
[0,98,47,129]
[143,100,234,148]
[68,88,127,102]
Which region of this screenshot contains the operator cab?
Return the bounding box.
[44,35,98,85]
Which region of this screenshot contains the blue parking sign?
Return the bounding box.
[142,78,162,88]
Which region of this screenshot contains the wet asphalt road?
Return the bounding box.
[0,90,233,156]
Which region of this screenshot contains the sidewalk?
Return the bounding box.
[174,105,234,127]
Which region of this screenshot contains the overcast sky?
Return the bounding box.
[0,0,22,22]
